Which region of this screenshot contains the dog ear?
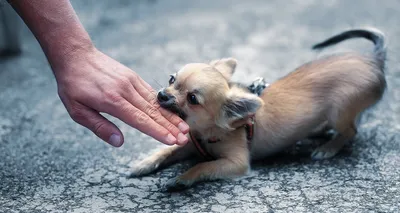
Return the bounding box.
[209,58,237,80]
[217,91,263,129]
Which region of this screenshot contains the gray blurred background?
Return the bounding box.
[0,0,399,212]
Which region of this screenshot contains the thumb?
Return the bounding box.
[69,105,124,147]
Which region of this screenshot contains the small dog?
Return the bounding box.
[129,28,387,191]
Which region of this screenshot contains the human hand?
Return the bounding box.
[8,0,189,147]
[53,47,189,147]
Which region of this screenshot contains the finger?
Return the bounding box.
[159,107,189,134]
[133,76,190,134]
[121,85,187,145]
[107,99,181,146]
[70,104,124,147]
[135,74,154,91]
[125,77,188,145]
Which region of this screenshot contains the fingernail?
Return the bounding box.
[165,133,177,145]
[177,133,188,145]
[108,134,122,147]
[178,122,189,133]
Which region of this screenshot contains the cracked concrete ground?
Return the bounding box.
[1,0,399,212]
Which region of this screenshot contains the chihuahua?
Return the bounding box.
[129,28,387,191]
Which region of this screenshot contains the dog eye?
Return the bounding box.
[187,93,199,105]
[169,75,175,85]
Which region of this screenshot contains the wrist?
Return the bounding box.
[44,28,96,72]
[9,0,96,71]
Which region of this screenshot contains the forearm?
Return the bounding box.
[8,0,94,71]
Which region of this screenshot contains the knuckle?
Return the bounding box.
[129,73,139,83]
[134,111,149,125]
[118,77,132,90]
[147,92,159,107]
[146,107,160,118]
[69,108,86,124]
[162,110,174,119]
[93,121,107,136]
[103,90,124,106]
[165,122,176,131]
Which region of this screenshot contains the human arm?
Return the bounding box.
[8,0,189,147]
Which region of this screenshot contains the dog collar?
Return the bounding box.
[189,116,255,161]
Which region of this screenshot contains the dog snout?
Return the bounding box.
[157,90,174,103]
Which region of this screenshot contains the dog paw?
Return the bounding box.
[164,177,193,191]
[127,162,159,178]
[311,146,339,160]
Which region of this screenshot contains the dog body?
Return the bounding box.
[252,52,386,160]
[129,28,387,190]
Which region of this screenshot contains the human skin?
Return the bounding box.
[7,0,189,147]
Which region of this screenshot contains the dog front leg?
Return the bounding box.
[165,154,250,191]
[129,143,195,177]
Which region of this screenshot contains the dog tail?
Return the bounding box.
[312,27,386,70]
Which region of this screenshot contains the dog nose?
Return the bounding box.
[157,90,172,102]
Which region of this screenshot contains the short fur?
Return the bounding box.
[128,28,387,191]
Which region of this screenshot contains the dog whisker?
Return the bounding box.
[152,78,164,90]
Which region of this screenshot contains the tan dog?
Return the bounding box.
[129,28,387,191]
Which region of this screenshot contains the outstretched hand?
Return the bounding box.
[54,48,189,147]
[8,0,188,147]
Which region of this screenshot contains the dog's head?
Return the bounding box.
[157,58,263,131]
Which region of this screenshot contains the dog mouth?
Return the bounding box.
[159,102,187,120]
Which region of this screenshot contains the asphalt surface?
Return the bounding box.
[0,0,399,212]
